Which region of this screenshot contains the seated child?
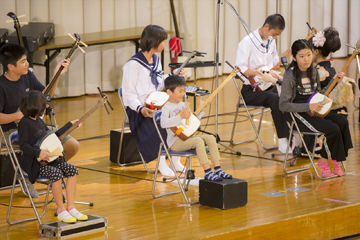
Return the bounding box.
[309,27,349,115]
[279,39,352,178]
[18,90,87,223]
[160,75,232,181]
[0,43,79,198]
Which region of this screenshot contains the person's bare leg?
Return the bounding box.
[65,175,76,210]
[63,138,80,161]
[53,179,76,222]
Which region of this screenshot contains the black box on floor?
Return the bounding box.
[110,128,142,165]
[0,150,20,188]
[199,178,248,209]
[6,22,55,52]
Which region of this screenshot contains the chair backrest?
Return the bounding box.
[154,111,162,123]
[118,87,128,120]
[117,87,151,170]
[152,110,169,154]
[9,131,19,145]
[0,126,19,173]
[0,132,3,149]
[152,110,163,137]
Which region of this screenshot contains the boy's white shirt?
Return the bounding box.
[235,27,280,85]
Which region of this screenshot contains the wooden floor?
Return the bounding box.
[0,58,360,240]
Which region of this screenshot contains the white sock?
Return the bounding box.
[58,210,75,221]
[278,137,292,154]
[158,156,175,176]
[68,207,87,220]
[171,156,185,172]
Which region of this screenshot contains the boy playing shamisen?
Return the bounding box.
[160,75,232,181]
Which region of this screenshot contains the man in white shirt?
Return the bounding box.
[236,14,291,153]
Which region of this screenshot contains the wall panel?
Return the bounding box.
[0,0,356,97]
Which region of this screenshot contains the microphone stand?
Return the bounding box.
[44,95,59,130]
[45,105,58,130]
[215,0,220,136]
[213,0,241,155]
[209,0,267,155]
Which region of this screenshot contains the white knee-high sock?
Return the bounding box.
[171,156,185,172]
[278,137,292,154]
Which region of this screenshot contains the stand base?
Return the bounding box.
[39,214,107,239]
[218,142,241,155]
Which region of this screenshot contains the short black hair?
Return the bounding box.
[309,27,341,57]
[164,75,186,92]
[263,14,285,30]
[19,90,47,118]
[0,43,28,71]
[139,25,168,52]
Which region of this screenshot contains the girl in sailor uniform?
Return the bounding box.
[122,25,185,177]
[279,39,352,178]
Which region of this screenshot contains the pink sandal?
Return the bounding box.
[330,160,343,177]
[317,161,334,178]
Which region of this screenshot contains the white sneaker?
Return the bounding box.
[58,210,77,223]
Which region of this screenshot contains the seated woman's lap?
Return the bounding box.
[126,108,167,163]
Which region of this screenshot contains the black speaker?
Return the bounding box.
[199,178,248,209]
[110,128,142,165]
[0,151,18,188]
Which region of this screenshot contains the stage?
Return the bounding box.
[0,59,360,239]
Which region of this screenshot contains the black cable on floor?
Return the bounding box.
[77,134,110,142]
[219,151,283,162]
[76,166,184,183]
[0,198,54,208]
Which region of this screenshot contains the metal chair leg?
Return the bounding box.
[283,113,347,180]
[7,169,52,225]
[117,88,155,173]
[152,143,198,204]
[283,122,313,174]
[223,77,276,151]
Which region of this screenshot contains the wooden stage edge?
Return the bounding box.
[205,203,360,239]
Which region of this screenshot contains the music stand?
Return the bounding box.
[212,0,270,154]
[169,61,216,111]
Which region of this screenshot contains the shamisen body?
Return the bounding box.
[307,46,360,118]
